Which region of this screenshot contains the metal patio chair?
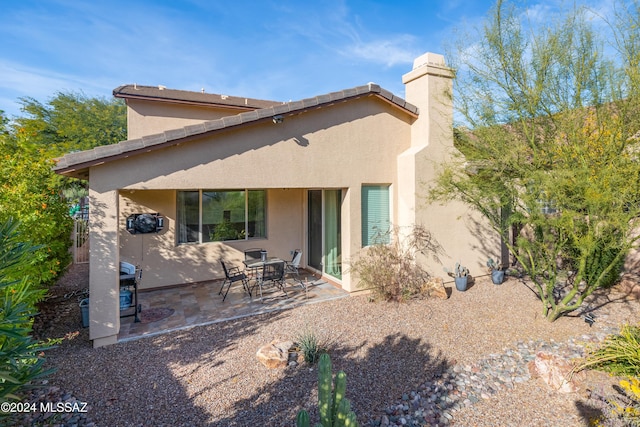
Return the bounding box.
[254,260,287,301]
[219,260,251,302]
[284,249,308,298]
[243,248,265,279]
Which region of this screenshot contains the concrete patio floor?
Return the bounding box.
[118,270,349,342]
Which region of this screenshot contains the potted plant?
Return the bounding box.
[444,262,469,291]
[487,258,505,285]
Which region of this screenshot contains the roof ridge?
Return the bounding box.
[113,84,284,110]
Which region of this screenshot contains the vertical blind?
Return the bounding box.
[361,185,390,246]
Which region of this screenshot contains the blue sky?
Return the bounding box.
[0,0,500,118]
[0,0,620,119]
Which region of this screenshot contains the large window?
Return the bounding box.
[177,190,266,243]
[361,185,390,246]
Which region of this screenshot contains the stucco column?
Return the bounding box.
[88,187,120,347]
[396,146,423,230]
[340,186,360,292]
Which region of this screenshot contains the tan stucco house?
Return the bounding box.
[54,52,498,347]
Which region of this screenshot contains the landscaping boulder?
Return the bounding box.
[619,244,640,300]
[256,340,293,369]
[527,351,585,393]
[422,277,449,299]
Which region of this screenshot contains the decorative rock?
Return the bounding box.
[366,327,618,427]
[256,340,293,369]
[423,277,449,299]
[530,351,584,393]
[619,277,640,300]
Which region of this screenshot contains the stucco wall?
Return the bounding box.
[99,97,412,191]
[100,97,412,291]
[401,52,500,279]
[87,184,120,346]
[117,188,305,289]
[126,99,255,140]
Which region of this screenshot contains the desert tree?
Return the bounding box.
[13,91,126,156]
[431,0,640,321]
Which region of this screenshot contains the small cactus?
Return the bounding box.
[318,353,333,426]
[445,262,468,278]
[297,410,310,427]
[486,257,502,271]
[296,353,359,427]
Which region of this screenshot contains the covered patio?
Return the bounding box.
[118,269,349,342]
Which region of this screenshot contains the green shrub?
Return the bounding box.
[576,324,640,426]
[294,327,324,365]
[607,377,640,426]
[348,225,438,302]
[0,144,72,287]
[0,219,55,407]
[577,323,640,378]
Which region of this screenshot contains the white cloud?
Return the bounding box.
[341,36,419,67]
[523,3,556,24]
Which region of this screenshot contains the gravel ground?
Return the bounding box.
[13,264,640,426]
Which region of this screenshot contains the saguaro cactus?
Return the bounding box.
[296,353,359,427]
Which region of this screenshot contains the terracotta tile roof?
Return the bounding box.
[55,83,419,179]
[113,84,283,110]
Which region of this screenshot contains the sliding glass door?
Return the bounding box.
[308,190,323,272]
[324,190,341,278]
[307,189,342,280]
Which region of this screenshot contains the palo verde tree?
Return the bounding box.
[431,0,640,321]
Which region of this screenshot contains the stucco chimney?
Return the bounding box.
[398,53,494,281]
[396,52,455,262]
[402,52,454,151]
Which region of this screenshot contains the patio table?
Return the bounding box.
[243,257,287,300]
[243,256,283,277]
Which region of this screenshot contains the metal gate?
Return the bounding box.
[73,219,89,264]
